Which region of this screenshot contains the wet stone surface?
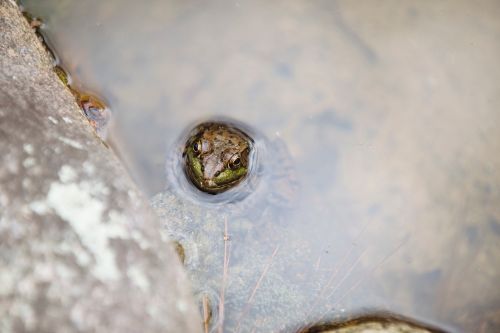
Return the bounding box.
[0,1,201,332]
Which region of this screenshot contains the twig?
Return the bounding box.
[314,255,321,271]
[325,247,367,299]
[203,295,210,333]
[305,224,368,318]
[317,234,409,322]
[295,246,367,333]
[235,244,280,333]
[296,223,374,332]
[323,221,369,293]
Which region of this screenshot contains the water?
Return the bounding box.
[20,0,500,332]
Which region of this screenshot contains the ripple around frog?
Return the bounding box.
[164,117,296,218]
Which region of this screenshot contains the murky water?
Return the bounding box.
[20,0,500,332]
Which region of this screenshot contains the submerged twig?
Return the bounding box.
[203,294,210,333]
[317,234,410,322]
[305,222,369,318]
[325,247,367,299]
[314,256,321,271]
[235,244,280,333]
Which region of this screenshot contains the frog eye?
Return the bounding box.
[229,154,241,170]
[193,140,202,154]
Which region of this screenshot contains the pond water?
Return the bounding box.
[20,0,500,332]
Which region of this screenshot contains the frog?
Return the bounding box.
[182,122,253,194]
[150,120,318,332]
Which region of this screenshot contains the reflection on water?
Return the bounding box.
[21,0,500,331]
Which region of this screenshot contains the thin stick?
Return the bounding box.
[317,234,409,322]
[314,255,321,271]
[203,295,210,333]
[322,221,369,293]
[305,223,369,319]
[325,247,367,299]
[296,225,382,332]
[295,246,367,333]
[235,244,280,333]
[218,217,230,333]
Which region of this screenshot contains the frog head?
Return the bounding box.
[183,122,252,194]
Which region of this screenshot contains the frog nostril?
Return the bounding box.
[214,171,221,177]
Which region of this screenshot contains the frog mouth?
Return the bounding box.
[201,180,235,193]
[183,150,248,194]
[186,169,245,194]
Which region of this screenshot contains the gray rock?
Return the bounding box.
[316,321,432,333]
[0,0,201,332]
